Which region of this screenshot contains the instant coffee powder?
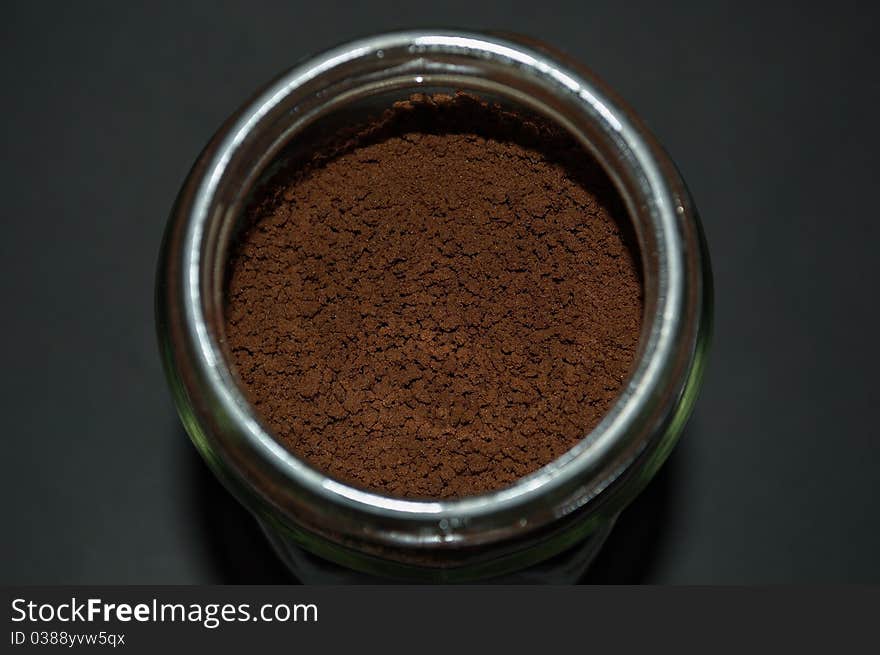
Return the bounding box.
[225,93,642,499]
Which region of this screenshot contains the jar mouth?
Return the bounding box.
[159,30,706,550]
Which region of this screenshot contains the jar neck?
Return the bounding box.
[159,30,708,559]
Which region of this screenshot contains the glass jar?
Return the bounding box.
[156,30,712,583]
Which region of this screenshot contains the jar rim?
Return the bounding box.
[158,29,708,552]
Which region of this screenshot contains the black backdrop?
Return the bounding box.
[2,1,878,583]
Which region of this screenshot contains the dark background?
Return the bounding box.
[2,2,878,584]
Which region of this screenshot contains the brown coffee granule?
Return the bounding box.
[224,93,642,499]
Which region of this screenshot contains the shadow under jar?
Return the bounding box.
[156,30,712,583]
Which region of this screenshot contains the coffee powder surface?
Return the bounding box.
[225,93,642,499]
